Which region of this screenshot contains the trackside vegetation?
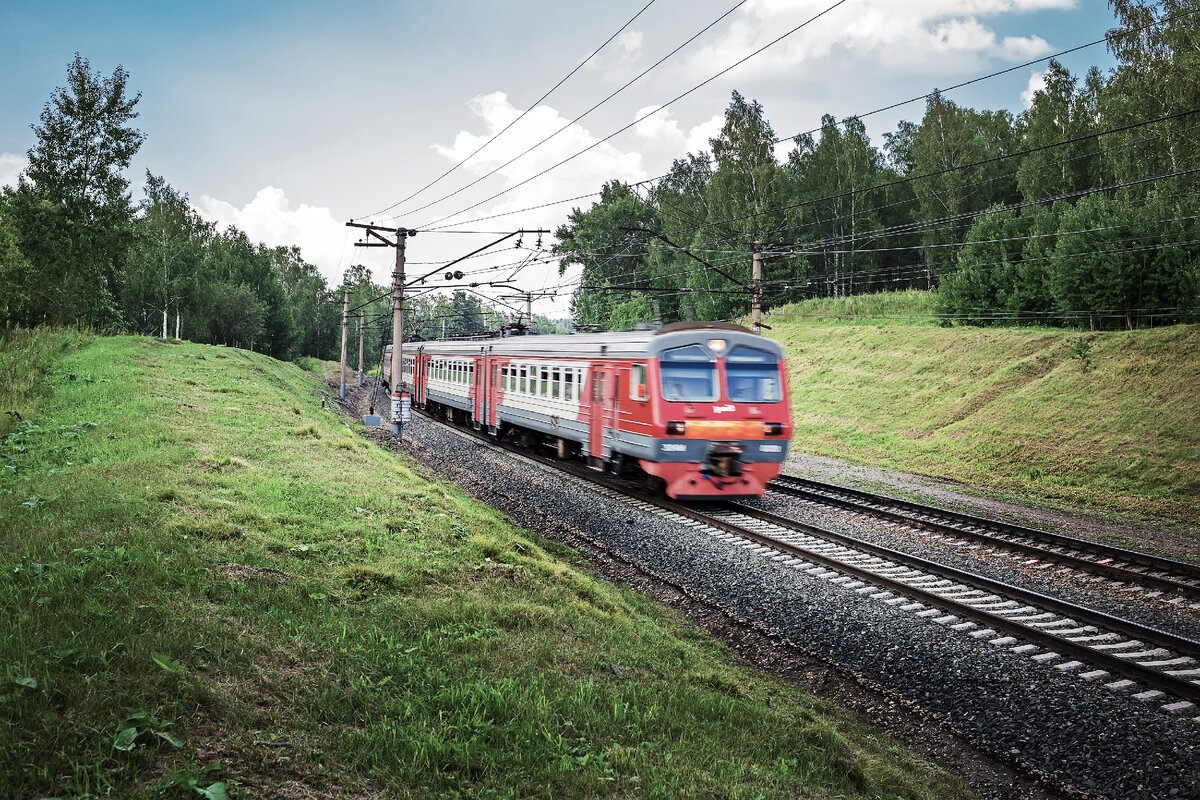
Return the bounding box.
[769,291,1200,526]
[0,331,968,799]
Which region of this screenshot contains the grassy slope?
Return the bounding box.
[768,292,1200,524]
[0,334,965,800]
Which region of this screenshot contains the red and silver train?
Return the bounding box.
[382,321,791,499]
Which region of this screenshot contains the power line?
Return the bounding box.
[407,8,1196,239]
[361,0,660,220]
[391,0,751,222]
[416,0,852,230]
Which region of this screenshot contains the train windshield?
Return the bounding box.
[725,345,782,403]
[660,345,718,402]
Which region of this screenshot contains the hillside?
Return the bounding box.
[0,333,965,799]
[768,292,1200,525]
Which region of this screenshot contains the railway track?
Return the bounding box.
[414,411,1200,720]
[768,474,1200,603]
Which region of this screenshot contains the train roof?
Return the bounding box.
[387,322,786,360]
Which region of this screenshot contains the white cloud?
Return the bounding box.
[428,92,646,227]
[417,93,651,315]
[1021,69,1048,108]
[679,0,1070,78]
[193,187,347,284]
[618,30,643,60]
[633,106,724,155]
[0,153,26,189]
[585,29,644,74]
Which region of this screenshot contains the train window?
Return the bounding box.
[725,346,782,403]
[540,368,549,396]
[564,371,574,402]
[630,364,647,401]
[519,366,527,393]
[660,345,718,402]
[593,372,604,403]
[551,369,561,399]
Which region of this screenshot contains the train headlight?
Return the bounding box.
[666,421,687,436]
[763,422,784,436]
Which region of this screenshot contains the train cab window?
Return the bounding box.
[725,345,782,403]
[660,345,718,402]
[630,364,647,401]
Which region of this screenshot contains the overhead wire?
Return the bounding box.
[404,7,1196,240]
[360,0,660,220]
[416,0,852,230]
[391,0,753,222]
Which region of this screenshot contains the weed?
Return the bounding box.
[287,424,320,438]
[1070,336,1095,372]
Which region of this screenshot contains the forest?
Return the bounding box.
[1,1,1197,348]
[556,0,1200,331]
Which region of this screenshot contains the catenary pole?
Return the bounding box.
[357,310,364,386]
[752,242,763,335]
[339,285,350,400]
[390,229,410,435]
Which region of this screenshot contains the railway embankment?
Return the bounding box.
[769,292,1200,531]
[0,332,968,799]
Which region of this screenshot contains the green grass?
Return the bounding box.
[768,290,942,326]
[768,293,1200,525]
[0,332,966,799]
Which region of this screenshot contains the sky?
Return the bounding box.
[1,0,1122,318]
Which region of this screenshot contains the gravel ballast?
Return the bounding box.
[340,381,1200,800]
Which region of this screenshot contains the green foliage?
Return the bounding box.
[5,54,144,328]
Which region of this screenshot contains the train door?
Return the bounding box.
[489,362,501,430]
[588,366,618,460]
[472,355,483,427]
[414,350,425,405]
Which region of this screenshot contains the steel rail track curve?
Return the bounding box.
[769,474,1200,601]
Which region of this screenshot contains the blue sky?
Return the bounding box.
[1,0,1122,315]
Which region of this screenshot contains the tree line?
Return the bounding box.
[0,55,562,360]
[555,0,1200,330]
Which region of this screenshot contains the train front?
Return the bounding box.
[639,325,791,499]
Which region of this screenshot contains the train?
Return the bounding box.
[380,321,791,499]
